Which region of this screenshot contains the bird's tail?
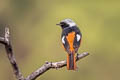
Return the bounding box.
[67,52,76,70]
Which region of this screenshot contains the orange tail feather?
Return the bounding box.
[67,53,76,70]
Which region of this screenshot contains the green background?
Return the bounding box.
[0,0,120,80]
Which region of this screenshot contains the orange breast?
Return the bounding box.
[66,32,75,52]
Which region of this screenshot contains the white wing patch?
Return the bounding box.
[62,36,65,44]
[76,34,81,41]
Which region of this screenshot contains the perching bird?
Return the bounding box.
[57,19,82,70]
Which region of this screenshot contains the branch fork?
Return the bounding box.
[0,27,89,80]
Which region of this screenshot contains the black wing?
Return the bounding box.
[61,27,72,54]
[61,26,82,53]
[73,26,82,53]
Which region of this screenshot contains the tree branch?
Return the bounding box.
[0,27,89,80]
[0,27,24,80]
[26,52,89,80]
[0,37,5,44]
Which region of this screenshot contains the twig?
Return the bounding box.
[0,27,24,80]
[0,37,5,44]
[26,52,89,80]
[0,27,89,80]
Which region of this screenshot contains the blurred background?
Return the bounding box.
[0,0,120,80]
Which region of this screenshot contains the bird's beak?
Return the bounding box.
[56,23,61,26]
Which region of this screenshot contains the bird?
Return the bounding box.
[57,19,82,70]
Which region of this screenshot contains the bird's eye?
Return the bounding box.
[60,22,66,25]
[60,22,69,26]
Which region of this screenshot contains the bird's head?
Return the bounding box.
[57,19,76,29]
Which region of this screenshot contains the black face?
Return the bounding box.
[59,22,69,29]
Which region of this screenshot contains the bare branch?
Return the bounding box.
[0,27,24,80]
[0,27,89,80]
[26,52,89,80]
[0,37,5,44]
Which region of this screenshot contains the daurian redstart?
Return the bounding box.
[57,19,82,70]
